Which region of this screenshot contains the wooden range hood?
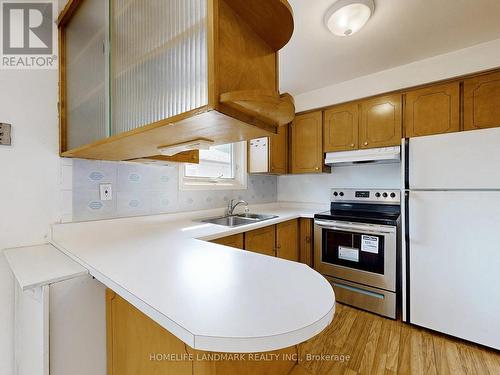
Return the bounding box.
[58,0,295,162]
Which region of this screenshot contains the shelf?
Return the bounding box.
[225,0,294,50]
[220,90,295,127]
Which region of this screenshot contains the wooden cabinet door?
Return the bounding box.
[323,103,359,152]
[405,82,460,137]
[244,226,276,256]
[291,111,324,173]
[464,71,500,130]
[276,220,299,262]
[269,125,289,174]
[299,218,313,267]
[359,94,402,149]
[106,290,192,375]
[210,234,244,249]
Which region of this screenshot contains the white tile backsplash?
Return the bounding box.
[69,159,277,222]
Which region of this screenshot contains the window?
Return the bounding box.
[180,141,247,190]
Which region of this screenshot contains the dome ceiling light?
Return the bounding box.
[324,0,375,37]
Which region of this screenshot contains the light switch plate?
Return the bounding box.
[99,184,113,201]
[0,123,12,146]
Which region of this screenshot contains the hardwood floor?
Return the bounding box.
[295,303,500,375]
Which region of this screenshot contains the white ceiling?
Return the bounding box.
[280,0,500,95]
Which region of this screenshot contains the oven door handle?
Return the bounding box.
[314,220,395,235]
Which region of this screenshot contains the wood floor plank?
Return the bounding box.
[296,303,499,375]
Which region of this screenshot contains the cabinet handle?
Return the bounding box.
[305,236,311,244]
[315,167,319,171]
[350,144,355,148]
[364,142,368,146]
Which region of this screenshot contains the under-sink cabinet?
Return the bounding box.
[58,0,295,162]
[210,218,313,264]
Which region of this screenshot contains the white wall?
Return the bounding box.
[0,70,60,375]
[294,38,500,112]
[278,163,401,204]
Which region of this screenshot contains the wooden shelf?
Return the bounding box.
[225,0,294,50]
[220,90,295,127]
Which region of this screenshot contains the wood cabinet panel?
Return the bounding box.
[244,226,276,256]
[291,111,325,174]
[270,125,289,174]
[210,234,244,249]
[464,71,500,130]
[359,94,402,149]
[276,219,299,262]
[106,289,298,375]
[405,82,460,137]
[323,103,359,152]
[106,290,192,375]
[299,218,313,267]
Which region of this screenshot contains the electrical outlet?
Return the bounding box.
[0,123,12,146]
[99,183,113,201]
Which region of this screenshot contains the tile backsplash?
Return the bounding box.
[64,159,277,222]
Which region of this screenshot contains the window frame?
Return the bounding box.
[179,141,247,191]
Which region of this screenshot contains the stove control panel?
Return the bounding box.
[331,189,400,203]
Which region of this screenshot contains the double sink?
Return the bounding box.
[200,213,278,227]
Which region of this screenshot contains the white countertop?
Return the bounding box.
[50,202,334,353]
[4,244,88,291]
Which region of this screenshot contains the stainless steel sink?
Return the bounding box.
[199,213,278,227]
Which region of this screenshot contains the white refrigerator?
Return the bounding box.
[402,128,500,350]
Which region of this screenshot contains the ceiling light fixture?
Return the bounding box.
[324,0,375,37]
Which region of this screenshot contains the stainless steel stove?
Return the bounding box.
[314,189,401,319]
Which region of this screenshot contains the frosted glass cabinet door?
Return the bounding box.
[111,0,208,135]
[65,0,108,150]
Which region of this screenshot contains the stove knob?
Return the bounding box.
[375,192,381,198]
[382,192,388,198]
[333,192,338,197]
[339,192,344,197]
[390,192,396,198]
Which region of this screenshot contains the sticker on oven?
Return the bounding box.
[361,235,379,254]
[338,246,359,262]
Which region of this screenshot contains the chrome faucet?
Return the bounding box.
[226,199,249,216]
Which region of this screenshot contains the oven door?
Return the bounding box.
[314,220,397,291]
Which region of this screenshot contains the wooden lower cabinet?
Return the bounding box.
[299,219,313,267]
[106,290,301,375]
[276,219,299,261]
[210,234,244,249]
[244,225,276,256]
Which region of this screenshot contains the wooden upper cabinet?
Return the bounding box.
[291,111,326,174]
[57,0,295,161]
[269,125,289,174]
[210,234,244,249]
[464,71,500,131]
[323,103,359,152]
[359,94,402,149]
[405,82,460,138]
[248,125,288,174]
[276,220,299,262]
[244,226,276,257]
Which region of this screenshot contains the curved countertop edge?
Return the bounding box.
[50,204,334,353]
[193,305,335,353]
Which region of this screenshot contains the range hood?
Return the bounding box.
[325,146,401,165]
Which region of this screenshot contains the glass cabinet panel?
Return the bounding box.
[111,0,208,135]
[65,0,109,150]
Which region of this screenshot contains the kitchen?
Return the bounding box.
[1,0,500,374]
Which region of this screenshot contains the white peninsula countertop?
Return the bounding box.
[50,202,334,353]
